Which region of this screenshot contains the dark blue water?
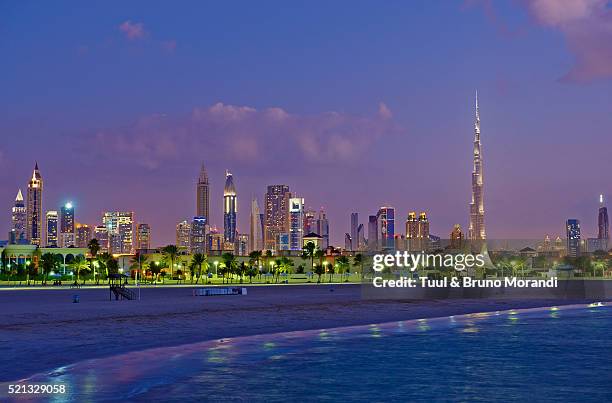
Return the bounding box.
[4,304,612,402]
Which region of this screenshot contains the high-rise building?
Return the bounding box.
[405,212,418,250]
[196,163,210,223]
[249,198,263,252]
[417,212,430,251]
[264,185,291,251]
[93,225,109,253]
[344,233,352,251]
[316,208,329,249]
[103,212,134,254]
[60,202,75,247]
[357,223,365,251]
[136,223,151,251]
[45,211,58,247]
[468,92,486,241]
[223,170,237,244]
[11,189,27,243]
[450,224,463,249]
[190,217,206,254]
[377,206,395,251]
[303,208,317,235]
[26,163,43,245]
[350,213,359,251]
[289,197,304,251]
[566,219,581,258]
[368,215,378,252]
[598,194,609,247]
[236,234,249,256]
[176,220,191,251]
[75,223,93,248]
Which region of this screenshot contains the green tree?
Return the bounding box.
[353,253,364,279]
[70,255,89,284]
[40,253,57,285]
[190,253,208,284]
[336,256,350,282]
[162,245,179,278]
[302,242,317,274]
[314,263,325,283]
[221,252,237,283]
[88,238,101,283]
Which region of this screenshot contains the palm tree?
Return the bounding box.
[40,253,57,285]
[314,263,325,283]
[314,249,325,269]
[592,259,608,278]
[191,253,208,284]
[97,252,114,280]
[302,242,317,274]
[353,253,364,280]
[336,256,350,282]
[221,252,237,283]
[88,238,101,283]
[278,256,294,282]
[162,245,179,279]
[248,250,262,271]
[70,255,89,284]
[130,252,148,280]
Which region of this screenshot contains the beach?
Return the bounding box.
[0,284,598,382]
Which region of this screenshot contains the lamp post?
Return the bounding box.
[214,261,219,278]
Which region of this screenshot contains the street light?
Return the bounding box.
[214,261,219,277]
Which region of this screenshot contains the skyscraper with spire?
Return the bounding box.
[223,170,237,244]
[250,197,263,252]
[26,162,43,245]
[598,194,609,248]
[196,163,210,224]
[11,189,27,242]
[468,92,486,241]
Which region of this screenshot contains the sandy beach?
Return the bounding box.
[0,284,599,382]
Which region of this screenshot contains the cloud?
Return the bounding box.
[86,103,396,170]
[118,20,147,40]
[524,0,612,82]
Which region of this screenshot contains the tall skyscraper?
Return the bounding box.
[303,208,317,235]
[93,225,109,253]
[176,220,192,250]
[450,224,463,249]
[196,163,210,223]
[405,211,418,250]
[468,92,486,241]
[136,223,151,251]
[190,217,206,254]
[368,215,378,252]
[350,213,359,251]
[598,194,609,244]
[316,208,329,249]
[289,197,304,251]
[26,163,43,245]
[417,212,430,251]
[566,219,581,258]
[250,198,264,252]
[264,185,291,251]
[103,212,134,254]
[75,223,93,248]
[344,233,352,251]
[357,223,365,251]
[11,189,27,243]
[45,211,58,247]
[377,206,395,251]
[223,170,237,244]
[60,202,75,247]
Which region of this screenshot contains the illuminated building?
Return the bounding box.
[377,206,395,251]
[75,223,93,248]
[223,170,237,244]
[450,224,463,249]
[45,211,58,247]
[303,232,323,250]
[196,163,210,224]
[598,194,609,250]
[60,202,75,247]
[103,212,134,254]
[289,197,304,251]
[303,208,317,235]
[469,92,486,241]
[11,189,27,243]
[405,212,418,250]
[350,213,358,251]
[250,198,263,252]
[190,217,206,254]
[264,185,291,251]
[566,219,581,258]
[417,212,430,251]
[176,220,191,251]
[277,232,290,251]
[236,234,249,256]
[26,163,43,245]
[93,225,109,253]
[357,224,365,251]
[136,223,151,251]
[207,227,223,253]
[344,233,352,251]
[316,208,329,249]
[368,215,378,252]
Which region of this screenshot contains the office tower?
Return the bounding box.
[277,233,290,251]
[264,185,291,251]
[11,189,27,243]
[357,223,365,251]
[207,227,224,253]
[93,225,109,253]
[26,163,43,245]
[450,224,463,249]
[316,208,329,249]
[176,220,192,251]
[469,92,486,241]
[303,208,317,235]
[236,234,249,256]
[566,219,581,258]
[350,213,359,251]
[377,206,395,251]
[45,211,58,247]
[417,212,430,251]
[103,212,134,254]
[344,233,352,251]
[289,197,304,251]
[598,194,609,246]
[250,198,264,252]
[223,170,237,244]
[190,217,206,254]
[368,215,378,252]
[75,223,93,248]
[405,212,418,250]
[60,202,75,247]
[136,223,151,251]
[196,163,210,223]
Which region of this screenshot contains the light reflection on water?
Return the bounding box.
[2,303,611,402]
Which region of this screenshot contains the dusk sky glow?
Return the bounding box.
[1,1,612,246]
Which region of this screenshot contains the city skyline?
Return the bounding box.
[1,2,612,245]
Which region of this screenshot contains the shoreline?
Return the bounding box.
[0,284,605,382]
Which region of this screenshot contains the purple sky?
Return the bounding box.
[1,1,612,246]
